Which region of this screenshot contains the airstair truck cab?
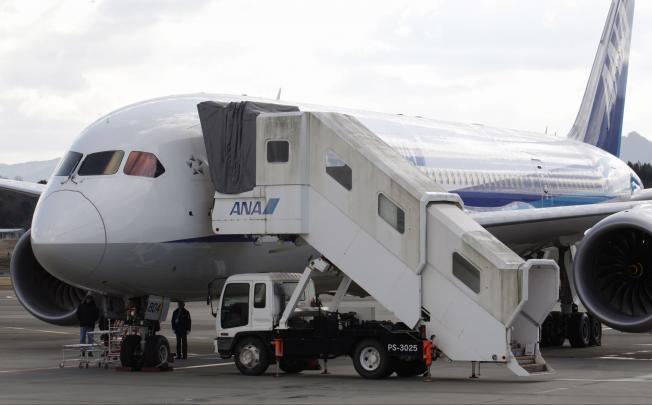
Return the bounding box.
[199,102,560,378]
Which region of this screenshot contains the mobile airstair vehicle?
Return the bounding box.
[199,101,559,378]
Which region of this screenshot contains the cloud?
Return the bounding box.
[1,0,651,163]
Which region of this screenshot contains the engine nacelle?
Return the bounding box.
[10,230,86,326]
[574,206,652,333]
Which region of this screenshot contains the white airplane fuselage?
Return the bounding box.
[30,93,639,301]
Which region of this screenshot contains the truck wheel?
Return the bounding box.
[353,339,391,379]
[568,312,590,348]
[120,335,143,370]
[144,335,170,368]
[279,358,304,374]
[234,337,270,376]
[393,360,426,377]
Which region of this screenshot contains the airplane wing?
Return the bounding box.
[0,179,44,229]
[471,200,648,252]
[0,179,45,197]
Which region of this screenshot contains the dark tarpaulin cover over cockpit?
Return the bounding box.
[197,101,299,194]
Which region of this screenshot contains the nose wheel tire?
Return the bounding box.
[144,335,170,368]
[120,335,144,370]
[352,339,391,379]
[234,337,270,376]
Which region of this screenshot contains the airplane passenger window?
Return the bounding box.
[266,140,289,163]
[78,151,124,176]
[254,283,266,309]
[378,193,405,234]
[124,151,165,178]
[221,283,250,328]
[54,151,83,176]
[325,150,352,190]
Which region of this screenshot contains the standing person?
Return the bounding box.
[76,296,100,346]
[171,301,191,360]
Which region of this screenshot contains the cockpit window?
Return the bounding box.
[54,151,83,176]
[78,151,124,176]
[123,151,165,178]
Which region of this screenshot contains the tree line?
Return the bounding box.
[628,161,652,188]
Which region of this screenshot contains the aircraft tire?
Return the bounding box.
[588,314,602,346]
[568,312,591,348]
[120,335,143,370]
[144,335,170,368]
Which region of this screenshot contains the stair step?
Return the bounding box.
[521,362,547,374]
[515,355,535,365]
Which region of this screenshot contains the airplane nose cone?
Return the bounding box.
[31,191,106,284]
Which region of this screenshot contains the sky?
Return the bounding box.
[0,0,651,164]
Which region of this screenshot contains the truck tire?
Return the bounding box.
[279,358,304,374]
[144,335,170,368]
[393,360,426,377]
[120,335,143,370]
[568,312,590,348]
[352,339,391,379]
[234,336,270,376]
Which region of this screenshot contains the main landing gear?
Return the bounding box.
[541,309,602,348]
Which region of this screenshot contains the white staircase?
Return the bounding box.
[209,110,559,376]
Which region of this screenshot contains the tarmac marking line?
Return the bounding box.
[535,387,568,394]
[0,366,60,374]
[556,378,652,383]
[175,362,234,370]
[2,326,71,335]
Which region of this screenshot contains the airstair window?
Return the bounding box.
[378,193,405,234]
[325,150,352,190]
[221,283,250,328]
[266,140,289,163]
[124,151,165,178]
[78,150,124,176]
[54,151,83,176]
[254,283,266,309]
[452,253,481,294]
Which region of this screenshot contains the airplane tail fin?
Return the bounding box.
[568,0,635,157]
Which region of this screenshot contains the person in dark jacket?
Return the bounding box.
[76,296,100,345]
[172,301,191,359]
[171,301,191,359]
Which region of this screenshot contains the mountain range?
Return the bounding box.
[0,132,650,183]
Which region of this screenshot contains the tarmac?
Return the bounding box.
[2,288,652,404]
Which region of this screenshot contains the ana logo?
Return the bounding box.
[229,198,280,216]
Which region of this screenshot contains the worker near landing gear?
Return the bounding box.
[76,296,100,349]
[171,301,191,360]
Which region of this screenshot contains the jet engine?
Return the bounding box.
[10,230,86,326]
[574,206,652,333]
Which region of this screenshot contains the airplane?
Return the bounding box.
[1,0,648,357]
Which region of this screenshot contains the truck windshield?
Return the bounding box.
[221,283,250,328]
